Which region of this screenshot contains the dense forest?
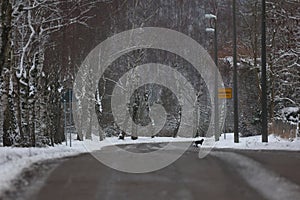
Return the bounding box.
[0,0,299,147]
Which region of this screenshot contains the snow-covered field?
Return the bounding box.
[1,133,300,194]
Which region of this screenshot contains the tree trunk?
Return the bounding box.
[1,0,14,146]
[0,0,12,75]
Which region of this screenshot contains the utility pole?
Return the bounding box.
[233,0,239,143]
[214,17,219,142]
[261,0,268,142]
[205,13,219,141]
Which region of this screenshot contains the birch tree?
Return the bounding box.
[1,0,103,146]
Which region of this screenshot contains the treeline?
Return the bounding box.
[0,0,299,147]
[0,0,107,147]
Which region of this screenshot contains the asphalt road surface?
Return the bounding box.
[25,143,300,200]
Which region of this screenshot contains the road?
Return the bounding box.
[25,143,300,200]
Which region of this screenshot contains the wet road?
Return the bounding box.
[28,144,300,200]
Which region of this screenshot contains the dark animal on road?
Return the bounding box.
[193,139,204,147]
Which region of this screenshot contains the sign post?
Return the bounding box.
[63,89,73,147]
[218,88,232,99]
[218,88,232,139]
[64,100,67,146]
[69,90,72,147]
[297,113,300,138]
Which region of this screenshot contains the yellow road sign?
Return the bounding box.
[218,88,232,99]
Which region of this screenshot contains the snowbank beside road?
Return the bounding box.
[214,133,300,151]
[0,143,86,194]
[81,134,300,151]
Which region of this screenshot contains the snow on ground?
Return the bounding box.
[105,133,300,151]
[0,142,86,194]
[1,133,300,194]
[214,133,300,151]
